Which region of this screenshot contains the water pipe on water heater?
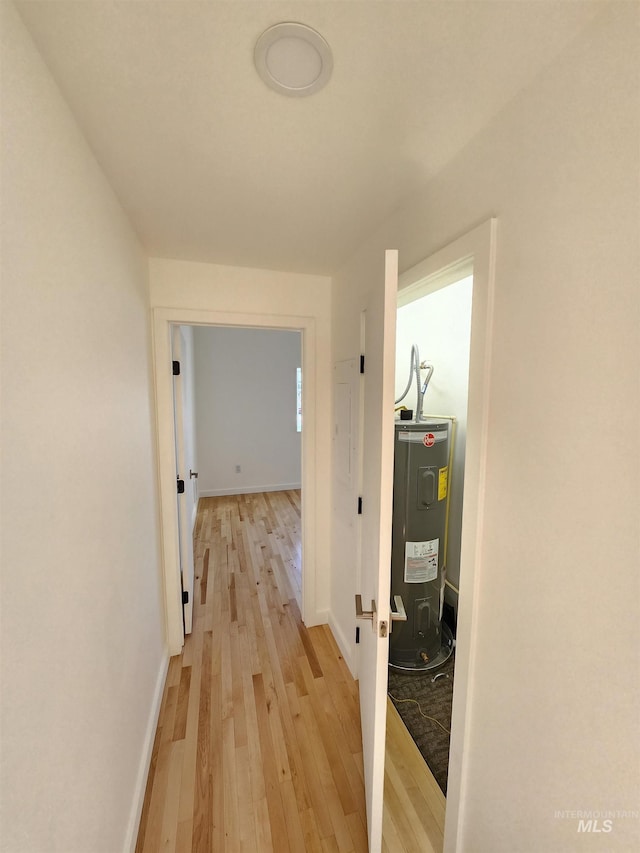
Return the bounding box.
[395,343,434,421]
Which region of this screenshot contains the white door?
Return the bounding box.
[356,250,398,852]
[172,326,195,634]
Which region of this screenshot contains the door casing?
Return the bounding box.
[152,308,317,655]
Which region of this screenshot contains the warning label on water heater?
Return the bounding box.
[404,539,439,583]
[438,466,448,501]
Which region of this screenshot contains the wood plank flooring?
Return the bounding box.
[382,700,445,853]
[136,491,369,852]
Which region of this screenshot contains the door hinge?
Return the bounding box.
[360,354,365,374]
[357,496,363,515]
[182,590,189,605]
[172,360,181,376]
[177,478,185,494]
[355,626,360,644]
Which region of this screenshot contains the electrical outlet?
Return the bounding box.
[235,464,241,473]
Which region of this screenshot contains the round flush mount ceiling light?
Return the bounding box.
[254,22,333,97]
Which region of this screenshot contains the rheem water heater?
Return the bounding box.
[389,418,454,672]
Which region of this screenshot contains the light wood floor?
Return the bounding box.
[383,700,445,853]
[136,490,446,852]
[136,491,369,852]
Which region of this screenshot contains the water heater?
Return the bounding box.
[389,418,453,672]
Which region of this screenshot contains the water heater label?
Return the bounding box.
[404,539,439,583]
[438,466,448,501]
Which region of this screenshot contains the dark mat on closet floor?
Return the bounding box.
[387,652,455,795]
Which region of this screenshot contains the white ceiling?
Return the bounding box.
[16,0,602,275]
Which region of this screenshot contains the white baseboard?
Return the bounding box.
[199,482,301,497]
[123,650,170,852]
[328,612,358,680]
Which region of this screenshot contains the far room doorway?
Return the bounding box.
[174,325,304,635]
[153,305,316,658]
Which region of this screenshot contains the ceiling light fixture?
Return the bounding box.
[254,22,333,97]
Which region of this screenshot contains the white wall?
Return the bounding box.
[0,4,166,852]
[193,327,301,496]
[332,4,639,851]
[396,276,472,596]
[148,258,332,625]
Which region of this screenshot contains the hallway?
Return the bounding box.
[135,491,369,852]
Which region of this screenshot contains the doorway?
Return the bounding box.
[173,324,303,635]
[379,221,497,852]
[152,308,319,657]
[383,268,473,848]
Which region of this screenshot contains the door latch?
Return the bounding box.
[355,595,378,632]
[379,621,388,638]
[355,595,376,621]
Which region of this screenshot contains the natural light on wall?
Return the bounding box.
[296,367,302,432]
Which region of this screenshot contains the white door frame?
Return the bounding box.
[397,219,497,853]
[152,307,316,656]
